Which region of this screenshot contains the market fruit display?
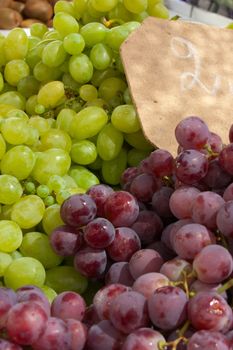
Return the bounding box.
[0,0,233,349]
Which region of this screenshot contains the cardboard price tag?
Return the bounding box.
[120,17,233,154]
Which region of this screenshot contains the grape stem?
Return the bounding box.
[158,336,188,350]
[217,278,233,295]
[101,17,124,28]
[178,320,190,337]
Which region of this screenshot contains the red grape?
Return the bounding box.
[169,186,200,219]
[66,319,87,350]
[130,173,160,202]
[122,328,165,350]
[84,218,115,249]
[219,144,233,175]
[50,225,83,256]
[105,262,134,287]
[129,249,163,279]
[0,288,17,329]
[133,272,169,299]
[131,210,163,245]
[216,200,233,238]
[51,291,86,321]
[187,330,230,350]
[151,186,174,219]
[74,247,107,278]
[87,184,114,217]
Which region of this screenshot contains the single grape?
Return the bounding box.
[0,220,22,253]
[193,245,233,283]
[129,249,163,279]
[87,184,114,217]
[60,193,97,227]
[169,186,200,219]
[4,59,30,87]
[191,191,225,229]
[84,217,115,249]
[175,150,209,185]
[130,173,160,202]
[188,291,232,332]
[109,291,149,334]
[74,247,107,278]
[104,191,139,227]
[148,286,188,330]
[6,301,48,345]
[132,272,169,299]
[160,257,193,282]
[187,330,230,350]
[53,12,79,37]
[0,175,22,205]
[0,287,17,329]
[203,159,232,189]
[63,33,85,55]
[151,186,174,219]
[93,284,131,321]
[122,328,166,350]
[216,200,233,238]
[51,291,86,321]
[37,81,65,108]
[50,225,83,256]
[107,227,141,262]
[97,123,124,161]
[66,319,87,350]
[219,144,233,175]
[86,320,125,350]
[16,286,50,317]
[4,257,46,290]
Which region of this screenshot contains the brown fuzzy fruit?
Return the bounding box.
[23,0,53,22]
[0,7,22,29]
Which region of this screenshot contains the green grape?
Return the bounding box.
[25,95,37,115]
[62,73,81,90]
[54,0,75,16]
[4,257,46,290]
[122,21,141,32]
[17,75,40,99]
[47,175,66,192]
[0,37,6,68]
[123,0,147,13]
[20,232,63,269]
[69,165,99,190]
[41,285,57,303]
[42,204,64,235]
[33,61,62,83]
[111,104,141,133]
[0,134,6,160]
[4,28,28,61]
[10,250,23,260]
[109,2,132,21]
[56,108,76,132]
[123,87,132,104]
[62,174,78,189]
[148,3,169,18]
[11,195,45,229]
[36,185,50,198]
[42,40,67,68]
[0,175,23,205]
[124,130,154,150]
[37,81,65,108]
[102,148,127,185]
[30,23,48,38]
[40,129,72,152]
[44,196,55,207]
[0,72,4,92]
[105,26,129,51]
[97,123,123,161]
[148,0,164,9]
[34,104,45,115]
[0,220,22,253]
[63,33,85,55]
[59,60,69,74]
[1,118,29,145]
[88,155,102,170]
[25,49,41,70]
[31,148,71,184]
[99,77,127,102]
[28,116,51,136]
[69,54,93,84]
[114,55,124,73]
[0,252,12,277]
[90,43,112,70]
[25,127,40,148]
[46,266,88,294]
[91,67,121,87]
[43,30,62,40]
[132,11,149,21]
[69,106,108,140]
[53,12,80,38]
[87,1,105,18]
[71,140,97,165]
[127,148,150,167]
[0,91,25,110]
[4,59,30,87]
[85,98,108,109]
[1,145,36,180]
[25,181,36,194]
[81,11,96,25]
[91,0,118,11]
[79,84,98,102]
[80,22,107,47]
[73,0,88,19]
[5,109,29,121]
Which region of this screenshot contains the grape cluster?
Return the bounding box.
[45,115,233,349]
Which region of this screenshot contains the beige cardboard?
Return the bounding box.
[120,17,233,155]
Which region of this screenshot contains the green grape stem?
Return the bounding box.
[217,278,233,295]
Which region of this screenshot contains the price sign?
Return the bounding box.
[121,17,233,154]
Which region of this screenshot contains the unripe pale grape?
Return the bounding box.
[0,220,22,253]
[4,257,46,290]
[53,12,80,37]
[91,0,118,11]
[0,91,25,110]
[71,140,97,165]
[69,166,100,190]
[42,204,64,236]
[4,60,30,87]
[11,195,45,229]
[37,81,65,108]
[0,175,23,205]
[80,22,107,47]
[4,28,28,61]
[40,129,72,152]
[111,104,141,133]
[63,33,85,55]
[97,123,124,161]
[69,54,93,84]
[42,40,67,68]
[1,118,29,145]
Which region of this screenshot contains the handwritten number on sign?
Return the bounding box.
[170,36,223,96]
